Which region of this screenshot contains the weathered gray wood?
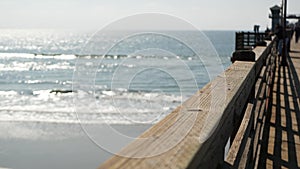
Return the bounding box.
[224,103,253,168]
[254,37,300,168]
[253,40,273,77]
[251,47,277,169]
[98,38,276,169]
[98,61,257,169]
[225,41,272,168]
[238,138,252,169]
[224,56,272,168]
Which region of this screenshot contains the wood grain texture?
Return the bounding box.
[97,39,276,169]
[225,103,253,167]
[98,61,256,169]
[257,35,300,168]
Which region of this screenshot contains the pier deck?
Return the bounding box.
[258,37,300,168]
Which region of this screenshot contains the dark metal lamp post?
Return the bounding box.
[281,0,287,66]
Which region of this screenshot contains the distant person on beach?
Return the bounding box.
[295,24,300,43]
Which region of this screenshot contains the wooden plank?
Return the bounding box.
[225,103,253,167]
[98,38,276,169]
[238,137,252,169]
[256,35,300,168]
[253,102,267,169]
[251,75,267,167]
[253,40,273,77]
[288,35,300,168]
[224,50,273,168]
[252,53,276,168]
[98,60,257,169]
[249,44,276,168]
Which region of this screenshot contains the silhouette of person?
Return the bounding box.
[295,24,300,43]
[275,24,284,56]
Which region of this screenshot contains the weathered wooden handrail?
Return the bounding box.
[225,38,277,168]
[98,38,277,169]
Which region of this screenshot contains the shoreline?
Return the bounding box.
[0,121,151,169]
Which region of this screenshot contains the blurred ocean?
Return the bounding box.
[0,29,234,125]
[0,29,235,169]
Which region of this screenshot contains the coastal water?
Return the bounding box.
[0,29,234,169]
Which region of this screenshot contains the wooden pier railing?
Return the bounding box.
[225,38,277,168]
[235,32,268,50]
[98,37,277,169]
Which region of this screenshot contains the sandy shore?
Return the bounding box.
[0,121,151,169]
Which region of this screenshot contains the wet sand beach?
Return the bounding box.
[0,122,150,169]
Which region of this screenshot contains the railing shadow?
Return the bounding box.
[288,48,300,103]
[289,50,300,54]
[258,53,300,168]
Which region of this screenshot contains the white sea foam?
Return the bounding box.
[0,91,18,96]
[0,60,74,71]
[0,53,76,60]
[0,31,233,127]
[0,89,181,125]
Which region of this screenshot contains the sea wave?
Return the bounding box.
[0,53,76,60]
[0,60,74,71]
[0,52,200,61]
[0,88,182,124]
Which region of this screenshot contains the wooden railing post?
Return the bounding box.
[225,39,275,169]
[230,50,256,145]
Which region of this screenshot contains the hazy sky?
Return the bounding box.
[0,0,299,30]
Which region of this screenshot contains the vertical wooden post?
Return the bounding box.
[230,50,256,146]
[247,32,250,47]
